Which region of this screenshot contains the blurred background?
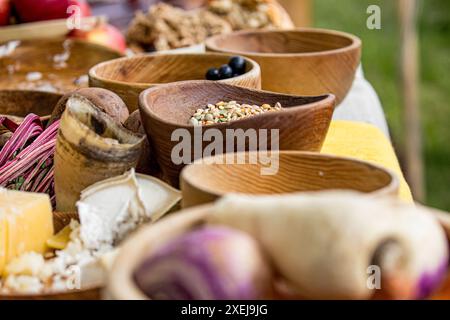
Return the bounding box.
[312,0,449,211]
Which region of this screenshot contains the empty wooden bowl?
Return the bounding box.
[0,38,122,93]
[205,28,361,105]
[89,53,261,112]
[180,151,399,208]
[0,212,101,300]
[139,81,335,187]
[0,90,62,122]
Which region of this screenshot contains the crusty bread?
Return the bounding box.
[208,0,294,30]
[126,0,294,52]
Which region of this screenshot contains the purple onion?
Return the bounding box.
[416,257,449,299]
[133,226,273,300]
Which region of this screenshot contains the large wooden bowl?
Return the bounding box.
[205,28,361,105]
[0,90,62,122]
[89,53,261,112]
[0,38,122,93]
[0,212,101,300]
[139,81,335,187]
[107,203,450,300]
[180,151,399,208]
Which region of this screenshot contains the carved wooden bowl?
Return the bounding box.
[89,53,261,112]
[205,28,361,105]
[180,151,399,208]
[139,81,335,187]
[0,38,122,93]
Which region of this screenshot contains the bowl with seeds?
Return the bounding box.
[139,81,336,187]
[89,53,261,112]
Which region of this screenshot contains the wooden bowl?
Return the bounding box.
[205,28,361,105]
[0,212,101,300]
[0,38,122,94]
[89,53,261,112]
[139,81,335,187]
[107,203,450,300]
[180,151,400,208]
[0,90,62,122]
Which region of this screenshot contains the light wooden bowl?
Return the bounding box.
[0,212,101,300]
[0,90,62,122]
[0,38,122,93]
[139,81,335,187]
[205,28,361,105]
[0,17,103,43]
[180,151,400,208]
[89,53,262,112]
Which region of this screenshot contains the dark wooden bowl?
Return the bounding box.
[180,151,400,208]
[0,90,62,122]
[0,212,101,300]
[89,53,261,112]
[139,81,335,187]
[205,28,361,105]
[0,38,122,93]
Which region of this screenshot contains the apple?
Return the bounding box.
[70,23,127,53]
[13,0,70,22]
[12,0,90,23]
[0,0,10,26]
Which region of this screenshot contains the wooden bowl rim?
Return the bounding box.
[181,150,400,198]
[205,27,362,58]
[88,52,261,89]
[0,37,124,57]
[139,80,335,128]
[0,89,63,121]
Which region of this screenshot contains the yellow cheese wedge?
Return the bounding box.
[0,188,54,275]
[46,224,72,250]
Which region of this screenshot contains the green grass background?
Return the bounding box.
[314,0,450,210]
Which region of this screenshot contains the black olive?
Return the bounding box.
[218,64,233,79]
[205,68,220,80]
[228,56,246,75]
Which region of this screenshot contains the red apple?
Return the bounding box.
[70,23,127,53]
[12,0,90,23]
[13,0,69,22]
[0,0,10,26]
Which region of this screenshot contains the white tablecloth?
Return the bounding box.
[333,65,390,138]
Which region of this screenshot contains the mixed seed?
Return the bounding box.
[189,101,283,126]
